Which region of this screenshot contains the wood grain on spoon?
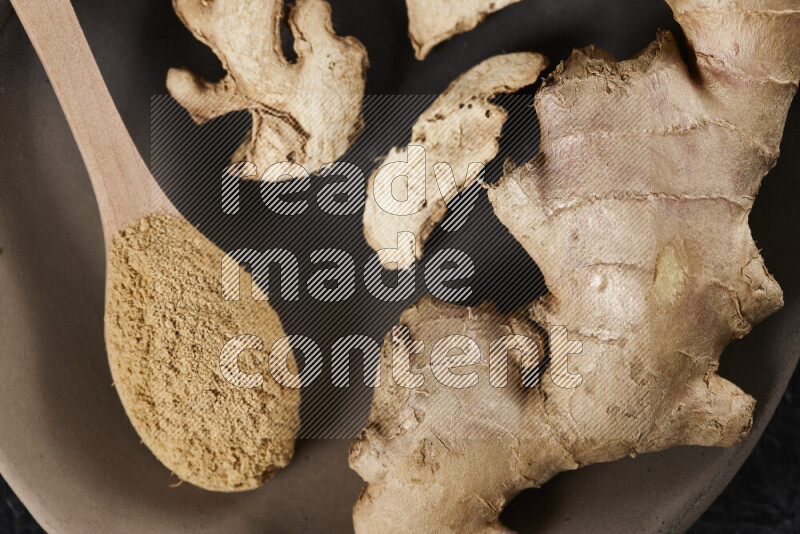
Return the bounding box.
[12,0,301,492]
[11,0,177,247]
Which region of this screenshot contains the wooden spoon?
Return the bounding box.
[12,0,300,492]
[11,0,178,246]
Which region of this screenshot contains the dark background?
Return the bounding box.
[1,0,799,532]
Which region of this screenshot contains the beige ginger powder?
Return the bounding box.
[105,214,300,491]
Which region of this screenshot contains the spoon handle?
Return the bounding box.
[11,0,174,245]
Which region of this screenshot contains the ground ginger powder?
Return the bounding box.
[104,214,300,491]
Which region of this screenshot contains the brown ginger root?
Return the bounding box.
[351,0,798,530]
[407,0,521,60]
[167,0,368,176]
[106,214,300,492]
[363,52,547,269]
[350,296,564,533]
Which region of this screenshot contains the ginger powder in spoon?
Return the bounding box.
[105,214,300,492]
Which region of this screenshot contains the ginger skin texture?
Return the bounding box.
[167,0,368,177]
[106,215,300,492]
[350,297,562,533]
[351,0,798,531]
[363,52,547,269]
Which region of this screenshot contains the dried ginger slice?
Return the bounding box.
[363,52,547,269]
[407,0,521,60]
[167,0,368,177]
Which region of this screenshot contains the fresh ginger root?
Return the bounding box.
[363,52,547,269]
[167,0,368,176]
[350,0,798,531]
[350,296,560,533]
